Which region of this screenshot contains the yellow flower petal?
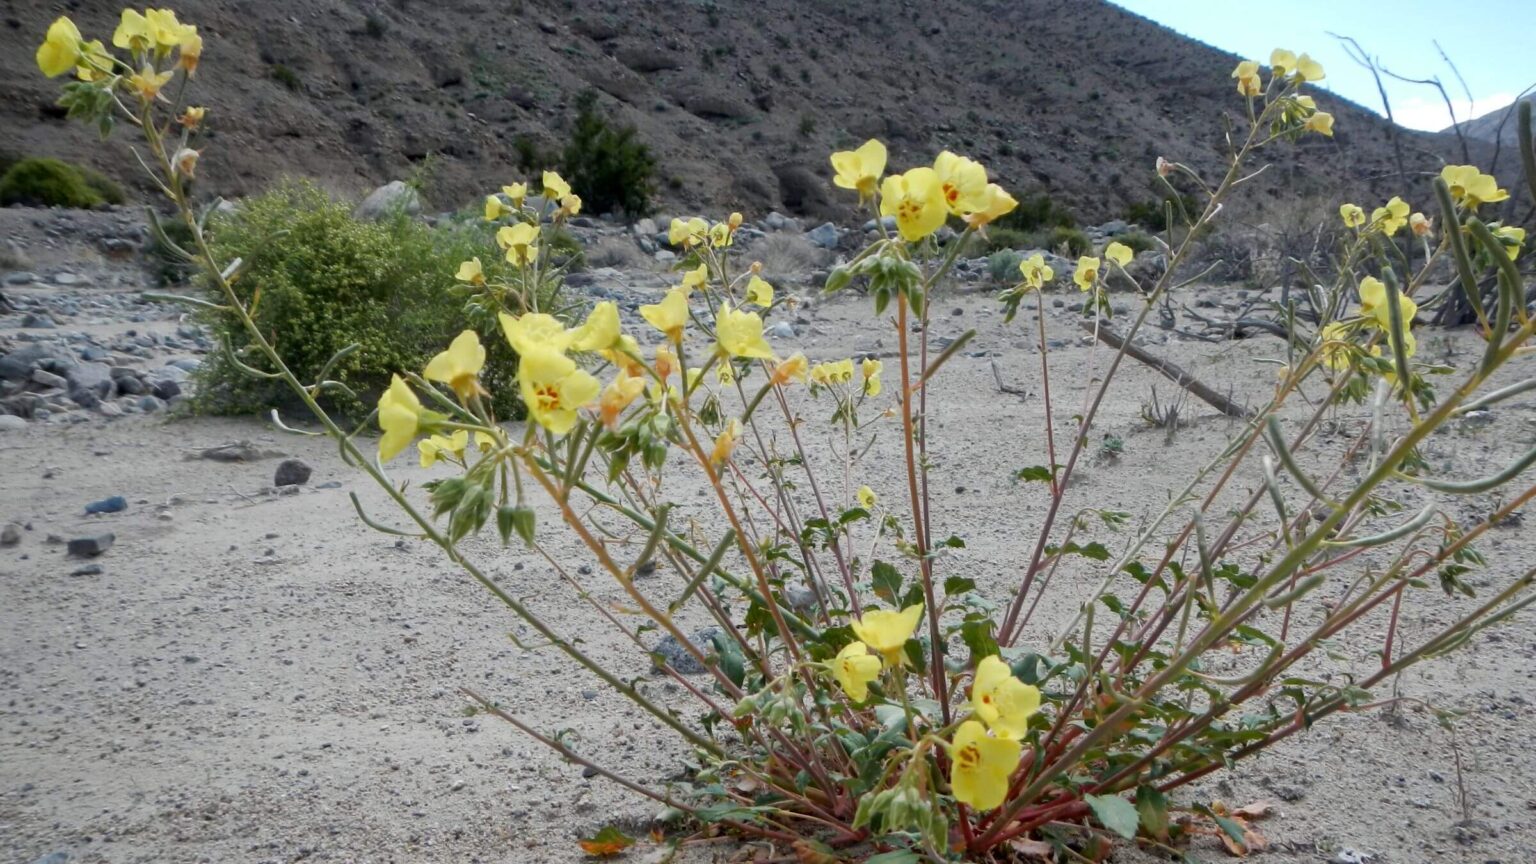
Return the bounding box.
[714,302,774,360]
[950,720,1022,811]
[851,603,923,663]
[830,641,882,702]
[640,289,690,341]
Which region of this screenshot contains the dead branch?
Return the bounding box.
[1079,319,1252,419]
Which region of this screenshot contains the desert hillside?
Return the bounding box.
[1,0,1487,218]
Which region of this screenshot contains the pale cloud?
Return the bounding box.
[1388,91,1516,132]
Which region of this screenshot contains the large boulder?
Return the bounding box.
[353,181,423,221]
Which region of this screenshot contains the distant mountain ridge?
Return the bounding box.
[1,0,1492,219]
[1445,93,1536,149]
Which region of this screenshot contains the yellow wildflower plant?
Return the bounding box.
[1371,196,1410,236]
[503,182,527,208]
[1305,110,1334,136]
[1440,165,1509,207]
[569,301,622,353]
[559,193,582,218]
[485,194,512,221]
[499,311,573,356]
[1339,203,1365,228]
[830,138,887,202]
[652,344,677,381]
[1231,60,1262,97]
[423,329,488,402]
[745,275,774,308]
[811,358,855,386]
[851,603,923,664]
[418,430,470,468]
[714,302,775,360]
[144,9,185,48]
[970,655,1041,740]
[879,167,948,242]
[861,357,882,397]
[176,25,201,74]
[112,9,152,52]
[36,17,83,78]
[857,485,877,510]
[129,64,174,100]
[949,720,1022,812]
[668,217,709,249]
[598,373,645,429]
[178,104,206,127]
[377,375,440,461]
[1104,241,1133,269]
[933,150,991,216]
[772,353,809,386]
[1294,53,1325,82]
[1018,254,1054,290]
[75,39,115,82]
[829,641,882,703]
[680,263,708,295]
[455,257,485,286]
[962,183,1019,229]
[1357,276,1418,331]
[517,346,600,435]
[710,418,743,467]
[1072,256,1100,291]
[1318,322,1356,371]
[1492,225,1526,261]
[1269,48,1297,76]
[497,222,540,267]
[1409,212,1433,238]
[640,288,690,342]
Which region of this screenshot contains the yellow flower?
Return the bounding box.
[857,485,877,509]
[653,344,677,380]
[640,289,690,341]
[418,430,469,468]
[497,222,540,266]
[1339,203,1365,228]
[680,263,708,294]
[811,358,854,386]
[963,183,1019,229]
[1232,60,1262,97]
[933,150,990,216]
[36,16,82,78]
[424,329,487,402]
[569,301,622,352]
[950,720,1022,811]
[1104,241,1133,268]
[75,39,114,82]
[879,167,948,242]
[708,222,732,248]
[1294,53,1325,82]
[861,357,882,396]
[1318,322,1355,371]
[1018,254,1054,289]
[1072,256,1100,292]
[499,311,572,356]
[851,603,923,664]
[178,105,206,127]
[176,25,201,74]
[830,138,887,202]
[144,9,185,48]
[716,361,735,385]
[112,9,152,51]
[1492,225,1526,261]
[772,352,808,386]
[1371,196,1410,237]
[503,182,527,207]
[542,170,571,202]
[1357,276,1418,331]
[1440,165,1509,207]
[485,194,512,221]
[599,372,645,429]
[710,418,743,467]
[559,194,582,217]
[971,655,1041,740]
[602,334,646,378]
[745,275,774,307]
[830,641,882,703]
[378,375,436,461]
[1269,48,1297,76]
[129,64,174,100]
[668,216,709,248]
[1409,212,1432,238]
[455,257,485,286]
[517,346,600,434]
[172,147,200,179]
[714,302,775,360]
[1304,110,1334,136]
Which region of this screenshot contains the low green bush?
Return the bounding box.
[994,192,1076,232]
[561,90,655,218]
[1048,225,1090,257]
[986,248,1025,282]
[1116,229,1157,255]
[194,181,546,417]
[0,157,123,208]
[982,226,1032,253]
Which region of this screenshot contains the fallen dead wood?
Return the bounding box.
[1078,320,1253,419]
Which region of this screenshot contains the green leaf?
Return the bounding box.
[1013,464,1059,483]
[710,630,746,688]
[937,534,966,549]
[871,560,902,605]
[577,825,635,856]
[943,575,976,596]
[1084,793,1139,840]
[864,851,921,864]
[1135,785,1170,841]
[960,618,999,661]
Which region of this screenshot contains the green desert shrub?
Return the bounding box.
[986,248,1025,282]
[1046,225,1090,257]
[0,157,123,208]
[1116,229,1157,255]
[994,191,1076,232]
[194,181,541,416]
[561,90,655,218]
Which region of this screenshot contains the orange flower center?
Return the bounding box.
[957,743,981,770]
[535,384,563,412]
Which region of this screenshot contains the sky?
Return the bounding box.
[1108,1,1536,131]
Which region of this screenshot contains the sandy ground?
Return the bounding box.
[3,214,1536,864]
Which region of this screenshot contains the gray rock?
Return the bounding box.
[70,564,104,577]
[166,358,201,373]
[149,377,182,400]
[4,271,37,285]
[21,313,55,329]
[30,852,70,864]
[0,413,30,431]
[138,395,167,413]
[68,533,115,557]
[66,362,115,400]
[31,369,67,390]
[1,522,20,546]
[1,344,75,381]
[764,211,793,231]
[651,627,723,675]
[807,222,841,249]
[654,249,676,264]
[1097,220,1130,236]
[768,320,797,339]
[863,216,898,232]
[354,181,423,221]
[69,388,102,409]
[632,217,658,237]
[274,458,313,487]
[52,272,82,286]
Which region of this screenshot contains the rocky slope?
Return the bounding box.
[1,0,1488,220]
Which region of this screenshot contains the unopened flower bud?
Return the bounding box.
[179,105,206,128]
[1156,156,1173,178]
[173,147,200,179]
